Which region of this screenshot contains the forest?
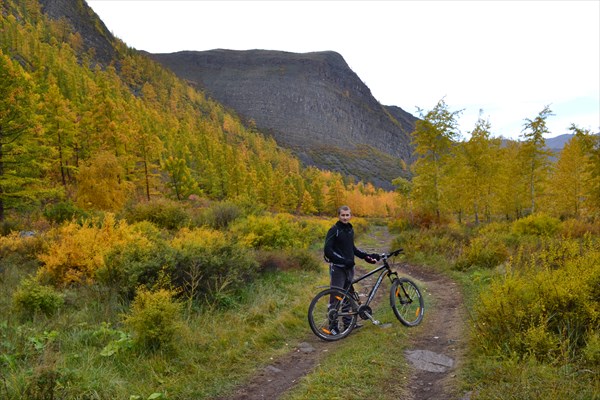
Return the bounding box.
[1,1,598,399]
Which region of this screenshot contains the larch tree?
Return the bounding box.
[580,127,600,217]
[410,98,461,222]
[0,50,41,221]
[461,114,501,223]
[549,125,594,218]
[40,78,78,189]
[519,105,553,214]
[496,140,528,220]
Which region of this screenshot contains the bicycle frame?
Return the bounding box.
[308,248,422,340]
[349,260,398,308]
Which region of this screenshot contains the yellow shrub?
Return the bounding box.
[37,214,140,286]
[231,214,327,250]
[171,227,227,250]
[474,236,600,363]
[0,232,43,259]
[122,287,183,351]
[169,227,259,306]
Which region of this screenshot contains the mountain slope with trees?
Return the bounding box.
[1,0,400,224]
[149,49,418,189]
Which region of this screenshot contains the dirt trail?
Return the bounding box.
[214,227,469,400]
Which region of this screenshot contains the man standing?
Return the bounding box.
[323,205,378,333]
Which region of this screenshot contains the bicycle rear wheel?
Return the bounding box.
[308,288,358,341]
[390,278,424,326]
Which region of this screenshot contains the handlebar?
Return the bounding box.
[380,248,403,260]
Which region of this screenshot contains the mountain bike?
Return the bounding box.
[308,249,424,341]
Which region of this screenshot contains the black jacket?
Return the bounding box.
[324,221,368,267]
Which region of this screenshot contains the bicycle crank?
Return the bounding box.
[358,305,381,325]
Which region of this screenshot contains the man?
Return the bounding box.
[323,205,379,334]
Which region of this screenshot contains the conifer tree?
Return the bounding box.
[460,115,501,223]
[549,125,593,217]
[410,98,461,222]
[0,50,40,221]
[76,151,133,211]
[496,141,528,219]
[164,156,198,201]
[325,178,346,215]
[519,105,553,214]
[40,78,78,189]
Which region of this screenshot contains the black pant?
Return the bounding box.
[329,264,355,329]
[329,264,354,291]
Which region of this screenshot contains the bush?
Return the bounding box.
[231,214,328,250]
[0,231,44,261]
[170,228,259,306]
[123,198,190,230]
[13,277,64,317]
[560,218,600,238]
[37,214,141,286]
[583,331,600,366]
[387,218,411,233]
[454,236,509,271]
[122,287,183,351]
[473,236,600,363]
[512,213,560,236]
[198,201,242,229]
[100,225,175,298]
[392,225,468,264]
[43,200,90,225]
[255,249,321,272]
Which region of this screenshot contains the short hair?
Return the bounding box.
[337,205,351,215]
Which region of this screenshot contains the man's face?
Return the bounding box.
[339,210,352,224]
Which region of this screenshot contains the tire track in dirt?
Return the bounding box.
[401,262,470,400]
[213,226,469,400]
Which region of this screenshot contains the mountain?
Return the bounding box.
[545,134,574,152]
[148,50,418,189]
[34,0,417,189]
[38,0,117,67]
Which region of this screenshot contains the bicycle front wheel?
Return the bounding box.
[390,278,424,326]
[308,288,358,341]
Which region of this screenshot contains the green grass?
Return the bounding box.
[284,302,413,400]
[3,222,598,399]
[0,255,328,400]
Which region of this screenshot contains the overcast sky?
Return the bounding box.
[86,0,599,140]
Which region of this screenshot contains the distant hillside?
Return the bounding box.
[149,50,418,189]
[545,134,575,151]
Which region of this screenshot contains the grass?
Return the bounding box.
[390,221,600,400]
[284,297,413,400]
[0,254,328,399]
[284,225,421,399]
[3,222,598,399]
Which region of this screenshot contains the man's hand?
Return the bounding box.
[364,255,377,264]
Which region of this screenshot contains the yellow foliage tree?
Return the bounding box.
[76,151,133,211]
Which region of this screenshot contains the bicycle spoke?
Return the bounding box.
[308,288,358,341]
[390,278,424,327]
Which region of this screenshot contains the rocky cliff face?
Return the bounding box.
[37,0,417,189]
[149,50,417,188]
[39,0,117,67]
